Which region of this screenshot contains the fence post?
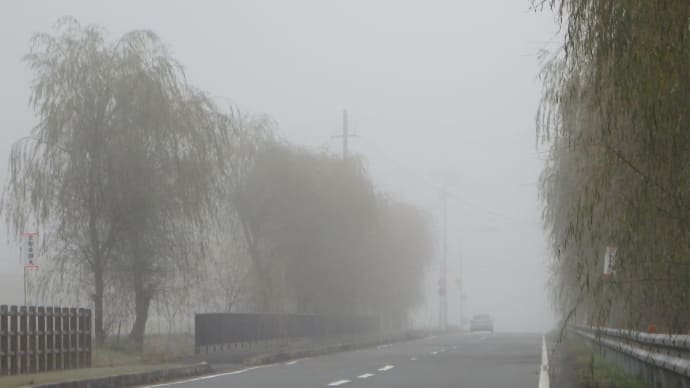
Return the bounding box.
[19,306,27,374]
[83,308,92,367]
[0,305,7,375]
[37,306,45,373]
[55,307,63,370]
[46,307,54,371]
[65,307,74,369]
[69,307,77,368]
[9,306,18,375]
[28,306,36,373]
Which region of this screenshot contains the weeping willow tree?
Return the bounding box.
[536,1,690,332]
[2,18,239,346]
[235,142,432,324]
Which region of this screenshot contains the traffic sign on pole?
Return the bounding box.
[22,232,39,266]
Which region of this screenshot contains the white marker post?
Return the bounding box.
[22,232,39,306]
[603,245,617,279]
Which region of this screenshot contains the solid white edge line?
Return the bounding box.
[538,335,550,388]
[327,379,352,386]
[144,365,269,387]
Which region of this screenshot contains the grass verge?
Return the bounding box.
[0,364,182,388]
[568,338,651,388]
[0,334,195,387]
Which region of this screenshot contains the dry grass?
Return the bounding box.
[0,334,195,388]
[568,339,651,388]
[0,364,181,388]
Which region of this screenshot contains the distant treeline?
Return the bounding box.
[536,1,689,332]
[1,18,432,348]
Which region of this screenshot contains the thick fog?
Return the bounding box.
[0,1,556,332]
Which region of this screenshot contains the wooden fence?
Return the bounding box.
[0,305,91,375]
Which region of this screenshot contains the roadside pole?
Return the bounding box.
[21,231,39,306]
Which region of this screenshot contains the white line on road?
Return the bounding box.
[328,379,351,386]
[358,373,375,379]
[431,351,438,355]
[378,365,395,371]
[144,365,269,387]
[410,357,417,361]
[538,336,550,388]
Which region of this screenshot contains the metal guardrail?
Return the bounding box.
[574,325,690,387]
[195,313,380,353]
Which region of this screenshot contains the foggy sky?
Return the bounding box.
[0,0,557,332]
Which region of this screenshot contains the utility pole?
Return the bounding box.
[333,109,356,160]
[457,252,464,329]
[342,109,349,160]
[439,188,448,331]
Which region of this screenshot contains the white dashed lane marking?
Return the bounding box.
[358,373,375,379]
[284,357,309,366]
[327,379,351,386]
[378,365,395,372]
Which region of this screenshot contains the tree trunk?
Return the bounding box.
[93,268,106,346]
[129,281,152,350]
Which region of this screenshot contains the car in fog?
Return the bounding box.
[469,314,494,333]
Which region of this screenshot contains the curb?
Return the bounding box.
[31,363,212,388]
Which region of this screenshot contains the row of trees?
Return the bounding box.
[536,1,689,332]
[2,18,432,348]
[237,144,432,326]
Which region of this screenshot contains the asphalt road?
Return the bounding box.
[151,332,542,388]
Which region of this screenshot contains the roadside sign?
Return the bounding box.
[22,232,38,266]
[603,245,617,277]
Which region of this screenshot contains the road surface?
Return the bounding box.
[152,332,542,388]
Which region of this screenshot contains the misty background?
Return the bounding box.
[0,0,556,332]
